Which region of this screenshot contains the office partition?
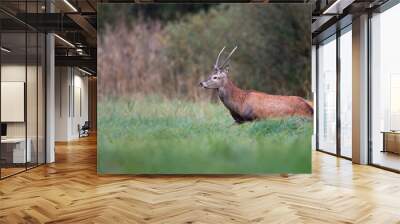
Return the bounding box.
[0,1,47,179]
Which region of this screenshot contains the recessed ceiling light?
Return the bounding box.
[78,67,93,76]
[1,47,11,53]
[63,0,78,12]
[322,0,354,15]
[54,34,75,48]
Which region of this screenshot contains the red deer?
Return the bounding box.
[199,46,313,124]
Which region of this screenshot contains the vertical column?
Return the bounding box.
[88,77,97,131]
[352,14,369,164]
[46,0,55,163]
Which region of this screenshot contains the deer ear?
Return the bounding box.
[223,65,230,74]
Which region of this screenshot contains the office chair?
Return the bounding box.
[79,121,90,138]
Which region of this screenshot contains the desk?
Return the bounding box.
[381,131,400,154]
[1,138,31,163]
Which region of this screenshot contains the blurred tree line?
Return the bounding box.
[98,4,216,32]
[98,4,311,101]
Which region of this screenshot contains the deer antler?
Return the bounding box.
[215,46,226,69]
[219,46,238,69]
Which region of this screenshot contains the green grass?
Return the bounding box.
[98,95,312,174]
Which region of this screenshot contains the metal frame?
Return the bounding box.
[336,25,341,157]
[0,18,2,179]
[315,44,320,151]
[367,10,373,166]
[25,1,28,172]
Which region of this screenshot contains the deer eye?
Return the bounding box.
[213,76,217,80]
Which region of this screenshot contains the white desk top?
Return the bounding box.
[1,138,27,143]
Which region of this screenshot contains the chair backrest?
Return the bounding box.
[82,121,90,129]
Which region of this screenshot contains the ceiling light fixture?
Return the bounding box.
[54,34,75,48]
[76,48,85,56]
[323,0,341,14]
[78,67,93,76]
[322,0,354,15]
[63,0,78,12]
[1,47,11,53]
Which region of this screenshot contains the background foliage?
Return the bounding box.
[98,4,311,101]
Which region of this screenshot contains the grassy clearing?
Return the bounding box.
[98,96,312,174]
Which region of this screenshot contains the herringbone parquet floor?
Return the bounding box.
[1,134,400,224]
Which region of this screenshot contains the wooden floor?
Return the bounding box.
[372,150,400,171]
[1,167,26,178]
[1,135,400,223]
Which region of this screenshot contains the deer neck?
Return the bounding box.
[218,79,245,114]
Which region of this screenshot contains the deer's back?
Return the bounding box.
[243,91,313,119]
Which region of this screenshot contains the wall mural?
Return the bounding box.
[97,3,312,174]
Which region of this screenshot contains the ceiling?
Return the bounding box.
[311,0,390,43]
[0,0,97,74]
[1,0,389,75]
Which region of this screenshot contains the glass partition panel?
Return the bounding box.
[1,30,27,177]
[317,35,337,154]
[0,1,46,179]
[339,27,352,158]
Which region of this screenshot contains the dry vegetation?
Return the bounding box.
[99,22,164,97]
[98,21,215,101]
[98,4,311,101]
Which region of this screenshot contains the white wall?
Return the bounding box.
[1,65,40,138]
[1,65,26,138]
[55,67,70,141]
[55,67,89,141]
[1,82,25,122]
[1,63,46,164]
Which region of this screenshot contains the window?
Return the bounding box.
[339,27,352,158]
[370,3,400,171]
[317,35,337,154]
